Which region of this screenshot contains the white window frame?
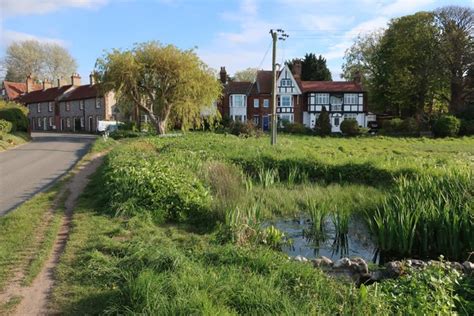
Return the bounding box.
[66,102,71,111]
[37,103,41,113]
[330,95,343,106]
[80,117,84,128]
[48,102,53,112]
[281,79,292,87]
[253,99,259,108]
[344,113,357,120]
[95,98,102,109]
[344,94,358,105]
[263,99,269,108]
[66,118,71,128]
[230,94,246,108]
[37,117,41,127]
[253,115,260,126]
[280,95,292,107]
[315,93,329,104]
[80,100,85,110]
[332,104,342,111]
[49,117,53,127]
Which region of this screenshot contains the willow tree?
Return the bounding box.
[95,42,222,134]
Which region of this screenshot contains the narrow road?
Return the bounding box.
[0,133,96,216]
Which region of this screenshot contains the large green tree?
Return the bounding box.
[435,6,474,114]
[3,40,77,82]
[287,53,332,81]
[373,12,448,118]
[95,41,222,134]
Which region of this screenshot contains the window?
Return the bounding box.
[48,102,53,112]
[330,95,343,106]
[253,115,260,126]
[80,117,84,128]
[344,94,358,104]
[315,93,329,104]
[96,98,102,109]
[281,79,292,87]
[66,102,71,111]
[332,104,342,111]
[230,95,246,107]
[66,118,71,128]
[49,117,53,127]
[253,99,259,108]
[344,113,357,120]
[80,100,85,110]
[37,117,41,127]
[233,115,243,122]
[280,95,292,107]
[263,99,269,108]
[37,103,41,113]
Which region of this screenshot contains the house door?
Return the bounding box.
[88,116,93,132]
[331,114,342,133]
[60,119,64,131]
[43,117,47,131]
[263,115,269,131]
[74,118,81,132]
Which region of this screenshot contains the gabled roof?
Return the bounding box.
[301,81,364,93]
[19,85,73,104]
[2,81,41,100]
[60,84,102,101]
[224,81,257,95]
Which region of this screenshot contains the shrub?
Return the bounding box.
[401,117,419,133]
[340,119,360,136]
[0,119,12,134]
[382,118,403,133]
[109,130,143,139]
[315,106,331,136]
[459,119,474,136]
[280,122,312,135]
[229,120,261,137]
[0,101,29,132]
[432,115,460,137]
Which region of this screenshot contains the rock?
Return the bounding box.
[462,261,474,274]
[450,262,464,272]
[294,255,308,262]
[370,270,385,281]
[320,256,333,267]
[410,259,426,268]
[385,261,403,277]
[356,273,375,286]
[350,257,369,274]
[333,257,352,269]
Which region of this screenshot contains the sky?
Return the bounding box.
[1,0,473,81]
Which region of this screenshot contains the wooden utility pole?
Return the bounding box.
[269,29,288,146]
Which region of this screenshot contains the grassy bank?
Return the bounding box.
[52,133,473,314]
[0,132,30,151]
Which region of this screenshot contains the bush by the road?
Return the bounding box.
[0,119,12,134]
[0,101,29,132]
[340,119,360,136]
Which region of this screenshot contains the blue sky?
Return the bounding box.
[1,0,472,81]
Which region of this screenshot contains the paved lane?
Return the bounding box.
[0,133,96,216]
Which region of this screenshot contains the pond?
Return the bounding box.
[264,216,378,263]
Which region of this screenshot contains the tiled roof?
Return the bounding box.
[256,71,273,94]
[3,81,41,100]
[224,81,257,95]
[61,84,102,101]
[301,81,364,92]
[20,85,73,104]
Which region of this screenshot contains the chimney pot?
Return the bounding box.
[89,72,96,85]
[42,79,52,90]
[26,74,34,93]
[219,66,227,85]
[71,73,81,86]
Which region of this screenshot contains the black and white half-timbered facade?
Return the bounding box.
[218,62,373,132]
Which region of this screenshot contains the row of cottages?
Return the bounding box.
[218,62,374,133]
[18,74,118,132]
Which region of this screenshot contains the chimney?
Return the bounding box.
[71,73,81,86]
[57,77,67,87]
[42,79,52,90]
[353,71,362,84]
[219,66,227,84]
[291,60,302,79]
[89,72,96,85]
[26,74,34,93]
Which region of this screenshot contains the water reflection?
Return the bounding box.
[264,216,378,263]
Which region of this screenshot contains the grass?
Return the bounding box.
[50,132,473,314]
[0,132,30,151]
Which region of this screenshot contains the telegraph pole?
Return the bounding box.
[269,29,288,146]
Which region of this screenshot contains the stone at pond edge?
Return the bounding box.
[385,261,403,277]
[462,261,474,274]
[312,256,333,268]
[350,257,369,274]
[333,258,352,269]
[294,255,308,262]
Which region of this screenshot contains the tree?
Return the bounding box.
[315,106,331,135]
[288,53,332,81]
[95,41,222,134]
[233,67,258,82]
[435,6,474,114]
[373,12,448,119]
[3,40,77,82]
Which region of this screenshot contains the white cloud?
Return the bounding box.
[299,14,355,32]
[1,0,109,17]
[380,0,434,15]
[1,30,66,47]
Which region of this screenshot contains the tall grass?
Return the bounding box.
[366,169,473,261]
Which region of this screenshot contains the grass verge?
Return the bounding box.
[0,132,30,151]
